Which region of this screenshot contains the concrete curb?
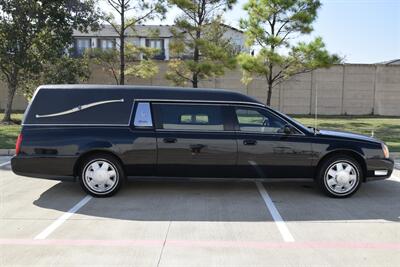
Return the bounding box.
[0,149,15,156]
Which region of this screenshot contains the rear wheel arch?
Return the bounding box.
[315,150,367,182]
[74,150,125,178]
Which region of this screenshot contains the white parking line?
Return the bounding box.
[392,174,400,181]
[255,181,295,243]
[34,195,92,240]
[0,161,11,167]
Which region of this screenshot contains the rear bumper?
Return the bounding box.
[365,158,394,182]
[11,155,77,181]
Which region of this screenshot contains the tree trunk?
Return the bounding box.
[192,72,198,88]
[119,3,125,85]
[2,75,18,124]
[266,63,274,106]
[192,29,201,88]
[266,82,273,106]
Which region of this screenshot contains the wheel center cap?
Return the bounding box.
[94,170,108,183]
[336,171,350,184]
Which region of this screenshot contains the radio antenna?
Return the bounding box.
[314,82,318,135]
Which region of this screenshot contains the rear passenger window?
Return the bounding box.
[134,102,153,127]
[180,114,209,124]
[153,103,225,131]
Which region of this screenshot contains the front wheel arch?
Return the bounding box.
[315,150,367,182]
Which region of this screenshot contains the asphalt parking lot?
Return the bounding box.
[1,156,399,267]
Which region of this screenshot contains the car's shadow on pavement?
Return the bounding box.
[33,178,400,222]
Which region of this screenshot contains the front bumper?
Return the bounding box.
[365,158,394,182]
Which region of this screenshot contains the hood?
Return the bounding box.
[318,129,382,144]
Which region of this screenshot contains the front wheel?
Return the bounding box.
[316,155,363,198]
[79,154,124,197]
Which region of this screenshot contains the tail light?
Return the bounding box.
[15,133,23,155]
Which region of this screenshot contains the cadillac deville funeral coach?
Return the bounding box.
[12,85,394,197]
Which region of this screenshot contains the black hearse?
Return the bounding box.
[12,85,394,197]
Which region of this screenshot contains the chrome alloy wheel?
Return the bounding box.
[324,161,359,195]
[83,159,119,194]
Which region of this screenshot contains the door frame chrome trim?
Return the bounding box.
[22,124,129,127]
[146,99,306,136]
[136,98,266,107]
[23,96,306,135]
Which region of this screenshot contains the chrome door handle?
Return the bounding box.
[190,144,206,150]
[163,137,177,143]
[243,139,257,145]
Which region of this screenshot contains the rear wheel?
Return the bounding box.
[79,154,124,197]
[316,155,362,198]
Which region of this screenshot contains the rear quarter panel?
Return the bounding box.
[14,126,157,178]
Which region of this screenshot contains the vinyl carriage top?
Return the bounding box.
[35,84,262,105]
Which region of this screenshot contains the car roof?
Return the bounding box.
[37,84,264,105]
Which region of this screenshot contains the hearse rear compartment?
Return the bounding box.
[23,87,134,126]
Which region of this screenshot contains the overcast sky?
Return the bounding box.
[100,0,400,63]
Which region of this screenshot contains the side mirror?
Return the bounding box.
[283,125,292,134]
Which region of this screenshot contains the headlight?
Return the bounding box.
[382,143,389,159]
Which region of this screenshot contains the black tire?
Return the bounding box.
[79,153,125,197]
[316,155,363,198]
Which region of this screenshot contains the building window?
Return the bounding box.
[75,38,91,56]
[146,39,163,49]
[99,39,115,50]
[145,39,165,60]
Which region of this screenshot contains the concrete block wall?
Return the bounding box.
[310,66,344,115]
[0,63,399,115]
[375,65,400,116]
[342,65,375,115]
[280,72,312,114]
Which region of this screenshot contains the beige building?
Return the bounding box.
[71,24,247,60]
[377,59,400,65]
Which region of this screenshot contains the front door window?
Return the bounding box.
[235,108,287,134]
